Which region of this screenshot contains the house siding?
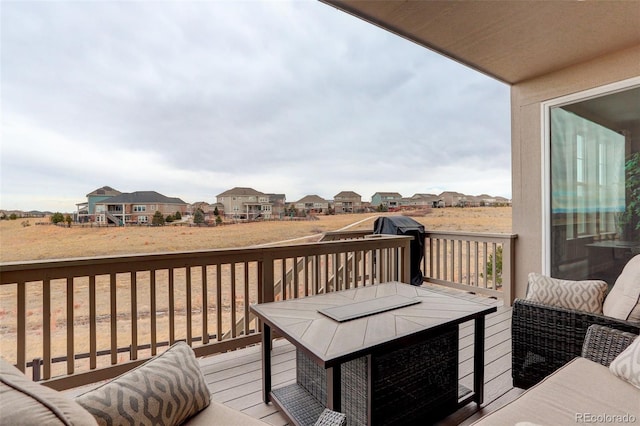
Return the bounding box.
[511,44,640,299]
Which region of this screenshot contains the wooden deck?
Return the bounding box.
[196,285,523,425]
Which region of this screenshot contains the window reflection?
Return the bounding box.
[550,87,640,287]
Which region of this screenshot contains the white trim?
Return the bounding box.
[540,76,640,274]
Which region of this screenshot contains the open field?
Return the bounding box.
[1,207,512,262]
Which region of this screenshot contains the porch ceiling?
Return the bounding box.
[319,1,640,85]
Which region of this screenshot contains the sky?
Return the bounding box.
[1,0,511,213]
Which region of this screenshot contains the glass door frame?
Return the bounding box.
[541,76,640,275]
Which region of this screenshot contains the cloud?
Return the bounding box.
[1,0,510,211]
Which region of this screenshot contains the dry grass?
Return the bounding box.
[1,208,511,262]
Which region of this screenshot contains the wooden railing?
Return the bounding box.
[0,235,411,389]
[424,231,517,304]
[0,229,516,391]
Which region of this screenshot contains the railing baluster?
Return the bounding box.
[151,270,157,354]
[169,268,175,345]
[231,263,236,338]
[435,239,441,279]
[352,251,358,288]
[202,265,209,344]
[130,272,137,360]
[43,279,51,379]
[244,262,250,335]
[110,273,117,365]
[325,254,331,292]
[303,256,309,297]
[66,277,74,374]
[466,240,471,285]
[293,257,299,299]
[89,275,96,370]
[474,242,479,287]
[216,264,222,341]
[455,240,462,282]
[443,240,448,281]
[314,255,320,294]
[186,267,192,345]
[17,281,26,373]
[492,243,498,289]
[482,242,488,289]
[281,259,286,300]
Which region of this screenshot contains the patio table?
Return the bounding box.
[250,282,496,425]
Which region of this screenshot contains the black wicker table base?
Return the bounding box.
[271,326,464,426]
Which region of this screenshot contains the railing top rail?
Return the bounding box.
[320,230,372,241]
[425,231,517,240]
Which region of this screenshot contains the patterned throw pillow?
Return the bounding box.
[525,273,607,314]
[76,342,210,426]
[609,336,640,389]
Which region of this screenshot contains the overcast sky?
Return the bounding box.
[1,0,511,212]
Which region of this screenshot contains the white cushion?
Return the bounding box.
[526,273,607,314]
[470,357,640,425]
[603,255,640,321]
[609,336,640,389]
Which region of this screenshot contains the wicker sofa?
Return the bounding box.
[512,255,640,389]
[0,342,346,426]
[474,325,640,425]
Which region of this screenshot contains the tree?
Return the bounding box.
[65,214,72,227]
[51,212,65,224]
[174,211,182,220]
[213,206,220,217]
[165,215,174,223]
[9,213,17,220]
[215,215,223,225]
[152,211,165,226]
[193,208,205,224]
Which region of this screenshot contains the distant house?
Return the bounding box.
[438,191,467,207]
[371,192,403,210]
[334,191,362,213]
[189,201,218,222]
[266,193,287,218]
[77,186,122,223]
[216,187,273,220]
[293,195,330,214]
[406,193,440,208]
[94,191,187,225]
[189,201,211,215]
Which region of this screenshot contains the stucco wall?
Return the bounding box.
[511,44,640,298]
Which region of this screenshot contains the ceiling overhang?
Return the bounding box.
[320,1,640,85]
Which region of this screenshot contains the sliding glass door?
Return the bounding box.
[548,85,640,286]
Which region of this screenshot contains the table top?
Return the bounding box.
[250,282,497,367]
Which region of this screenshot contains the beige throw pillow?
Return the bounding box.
[603,255,640,322]
[609,336,640,389]
[76,342,210,426]
[526,273,607,314]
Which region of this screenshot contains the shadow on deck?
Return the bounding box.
[197,286,522,425]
